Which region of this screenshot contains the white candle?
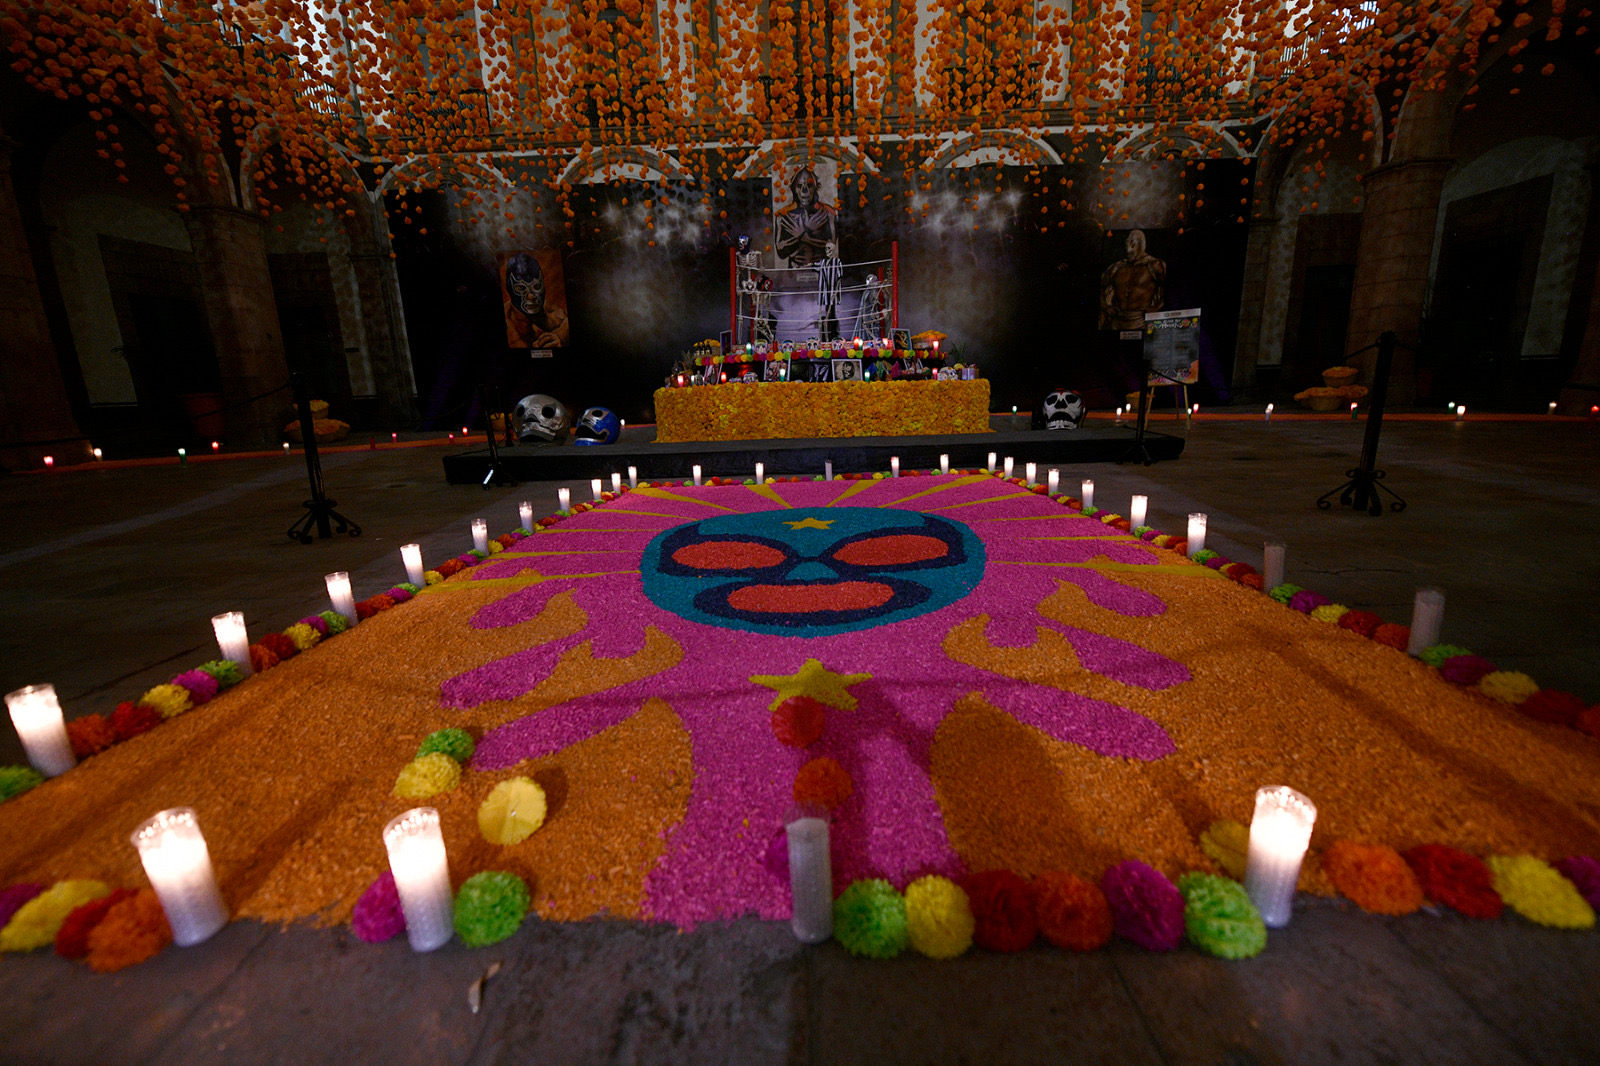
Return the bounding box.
[611,472,622,494]
[1549,402,1558,415]
[1265,403,1274,421]
[786,811,833,944]
[590,478,603,502]
[1244,785,1317,928]
[1003,456,1014,478]
[1407,587,1446,656]
[1116,406,1124,421]
[5,684,75,777]
[890,457,899,478]
[693,465,703,486]
[628,466,638,489]
[1024,462,1036,486]
[987,452,997,473]
[383,808,454,952]
[1456,405,1467,421]
[1129,495,1148,530]
[755,462,765,484]
[940,454,949,475]
[130,808,229,946]
[325,572,358,626]
[471,518,489,554]
[518,500,533,531]
[1047,469,1059,496]
[557,487,571,511]
[210,612,253,679]
[401,543,426,587]
[1081,479,1094,508]
[1263,541,1287,590]
[1186,513,1207,557]
[824,461,833,481]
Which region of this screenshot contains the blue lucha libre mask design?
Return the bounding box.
[639,507,985,636]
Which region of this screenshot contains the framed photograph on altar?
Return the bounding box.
[892,329,911,352]
[809,360,833,383]
[720,330,732,355]
[762,360,789,382]
[832,359,862,382]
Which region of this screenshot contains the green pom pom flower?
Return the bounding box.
[0,765,45,803]
[1190,549,1219,564]
[834,879,908,958]
[319,610,350,635]
[453,871,531,947]
[417,728,475,764]
[512,526,533,537]
[1080,505,1099,517]
[1419,644,1472,668]
[1178,873,1267,958]
[1268,583,1303,604]
[468,549,489,560]
[394,581,422,595]
[197,660,244,689]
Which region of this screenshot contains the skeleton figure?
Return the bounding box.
[853,271,889,339]
[1041,389,1087,430]
[513,394,572,442]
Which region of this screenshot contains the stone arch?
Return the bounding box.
[730,139,878,180]
[926,129,1064,169]
[555,144,694,186]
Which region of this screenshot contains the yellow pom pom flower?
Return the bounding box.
[1200,819,1250,879]
[393,752,462,799]
[1,880,110,951]
[487,540,505,554]
[140,683,193,720]
[1479,671,1539,704]
[903,875,974,958]
[424,570,444,586]
[477,777,547,845]
[1487,855,1595,929]
[1310,604,1349,624]
[283,623,322,652]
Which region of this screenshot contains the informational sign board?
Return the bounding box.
[1144,308,1201,385]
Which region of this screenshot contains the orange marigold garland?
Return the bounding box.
[1033,871,1113,952]
[1324,840,1424,915]
[1402,844,1503,920]
[85,889,172,973]
[66,714,117,758]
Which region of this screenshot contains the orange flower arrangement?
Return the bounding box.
[1323,840,1424,916]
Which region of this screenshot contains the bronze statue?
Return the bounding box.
[1099,229,1167,331]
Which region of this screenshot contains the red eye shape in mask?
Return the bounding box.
[671,541,788,570]
[830,534,950,567]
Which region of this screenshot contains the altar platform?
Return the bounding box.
[440,415,1186,485]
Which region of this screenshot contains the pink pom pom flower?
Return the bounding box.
[1101,861,1184,952]
[351,871,406,943]
[171,669,220,705]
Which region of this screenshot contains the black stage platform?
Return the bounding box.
[442,418,1184,486]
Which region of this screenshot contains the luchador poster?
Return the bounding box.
[500,249,571,349]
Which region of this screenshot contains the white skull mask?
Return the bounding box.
[512,394,571,442]
[1043,389,1086,430]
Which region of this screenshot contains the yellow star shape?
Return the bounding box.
[750,658,872,711]
[783,517,835,530]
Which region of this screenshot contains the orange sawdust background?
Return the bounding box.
[2,542,1599,926]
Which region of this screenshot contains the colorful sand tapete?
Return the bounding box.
[3,471,1600,969]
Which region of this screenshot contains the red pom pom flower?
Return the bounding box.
[963,869,1038,952]
[1403,844,1503,919]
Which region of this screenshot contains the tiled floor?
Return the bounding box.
[2,417,1598,1064]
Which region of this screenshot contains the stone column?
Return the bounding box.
[1343,157,1451,403]
[183,204,290,448]
[0,134,89,470]
[1232,215,1280,390]
[1557,144,1600,414]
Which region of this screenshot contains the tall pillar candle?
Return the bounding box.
[1129,495,1148,531]
[693,465,703,486]
[1024,462,1036,486]
[1265,403,1274,421]
[1244,786,1317,928]
[987,452,997,473]
[1407,588,1446,656]
[755,462,765,484]
[1081,479,1094,508]
[939,454,949,475]
[1263,542,1287,590]
[325,572,358,626]
[1186,513,1207,557]
[890,457,899,478]
[1047,469,1059,496]
[518,501,533,532]
[383,808,454,952]
[5,684,75,777]
[824,460,832,481]
[590,478,603,502]
[401,544,426,588]
[557,487,571,511]
[627,466,638,489]
[130,808,229,946]
[785,809,834,944]
[210,612,253,679]
[611,473,622,494]
[471,519,489,554]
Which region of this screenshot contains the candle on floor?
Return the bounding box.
[282,443,290,454]
[987,452,997,473]
[130,808,229,946]
[43,455,54,468]
[824,461,833,481]
[518,501,533,531]
[1081,479,1094,509]
[471,519,489,554]
[590,478,603,502]
[628,466,638,489]
[1262,542,1287,590]
[1003,457,1014,478]
[785,808,833,944]
[325,572,358,626]
[383,808,454,952]
[1244,786,1317,928]
[1047,469,1059,496]
[611,472,622,494]
[557,487,571,511]
[1407,588,1445,656]
[1129,495,1148,530]
[93,448,103,460]
[1265,403,1274,421]
[178,448,187,464]
[210,612,253,679]
[1350,402,1359,419]
[693,465,703,486]
[940,454,949,475]
[1186,513,1207,557]
[1116,406,1124,422]
[1024,462,1036,486]
[1548,402,1558,415]
[890,457,899,478]
[5,684,75,777]
[401,543,426,588]
[755,462,765,484]
[1456,405,1467,421]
